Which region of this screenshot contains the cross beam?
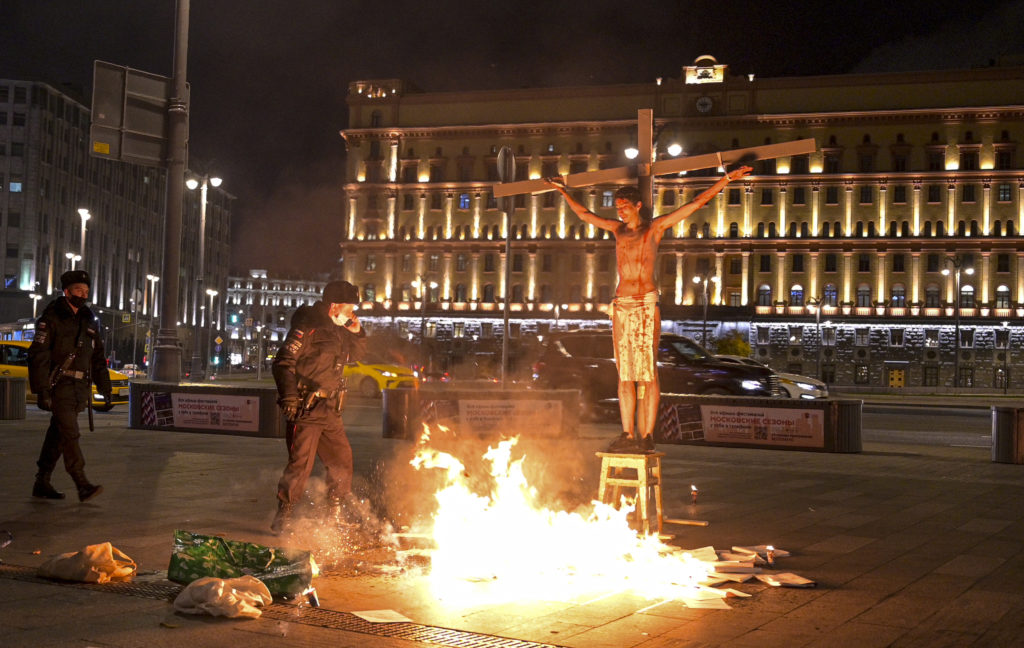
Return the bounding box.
[492,109,817,199]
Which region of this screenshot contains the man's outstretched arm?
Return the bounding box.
[543,178,620,231]
[653,166,752,234]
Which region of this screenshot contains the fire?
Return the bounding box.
[410,432,716,606]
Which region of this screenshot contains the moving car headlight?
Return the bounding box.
[794,381,816,391]
[740,379,764,391]
[377,370,398,378]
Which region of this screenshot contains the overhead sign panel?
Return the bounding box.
[90,60,188,167]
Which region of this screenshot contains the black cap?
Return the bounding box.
[323,280,359,304]
[60,270,91,290]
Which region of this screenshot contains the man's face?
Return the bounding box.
[615,198,643,225]
[64,283,89,300]
[328,302,357,320]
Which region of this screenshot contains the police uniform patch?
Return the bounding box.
[295,330,304,338]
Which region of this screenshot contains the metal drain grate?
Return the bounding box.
[0,564,565,648]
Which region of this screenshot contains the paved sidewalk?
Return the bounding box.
[1,401,1024,647]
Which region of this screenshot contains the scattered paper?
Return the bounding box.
[719,551,765,564]
[680,546,718,562]
[351,609,413,623]
[710,562,761,574]
[683,597,732,609]
[734,545,791,559]
[756,573,816,588]
[709,572,755,583]
[723,588,752,598]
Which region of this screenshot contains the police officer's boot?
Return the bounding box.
[71,473,103,503]
[32,472,65,500]
[271,501,293,535]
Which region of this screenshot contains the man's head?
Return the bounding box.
[613,185,651,224]
[60,270,90,310]
[323,280,359,323]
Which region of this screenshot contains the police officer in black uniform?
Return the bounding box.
[28,270,111,502]
[271,280,366,533]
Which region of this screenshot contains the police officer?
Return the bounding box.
[271,280,366,533]
[28,270,111,502]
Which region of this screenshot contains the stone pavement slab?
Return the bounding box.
[1,400,1024,647]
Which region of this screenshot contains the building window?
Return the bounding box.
[728,188,741,205]
[893,185,907,203]
[822,327,836,347]
[602,190,614,208]
[482,284,496,302]
[484,253,496,272]
[760,188,773,205]
[892,254,905,272]
[759,255,771,272]
[859,186,873,204]
[824,254,837,273]
[757,285,772,306]
[856,285,871,307]
[363,284,375,302]
[855,327,870,346]
[825,186,839,204]
[364,254,377,271]
[960,328,974,348]
[729,258,742,274]
[456,253,468,272]
[858,254,871,272]
[925,285,941,307]
[996,328,1010,349]
[854,364,869,384]
[428,253,440,272]
[962,184,976,203]
[792,187,806,205]
[458,193,470,209]
[512,253,523,272]
[756,326,770,345]
[401,254,413,272]
[960,151,979,170]
[889,328,904,346]
[788,326,803,344]
[927,184,941,203]
[959,285,975,308]
[923,366,939,386]
[889,284,905,307]
[824,283,838,306]
[541,254,552,272]
[790,285,804,306]
[792,254,804,272]
[923,329,939,348]
[958,367,975,388]
[998,183,1012,202]
[996,285,1011,308]
[996,367,1009,389]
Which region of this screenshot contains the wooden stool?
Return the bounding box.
[596,451,665,535]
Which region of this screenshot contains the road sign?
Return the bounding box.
[214,336,223,345]
[215,344,222,352]
[89,60,189,167]
[122,314,131,323]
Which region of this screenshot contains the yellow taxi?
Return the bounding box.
[0,340,130,411]
[343,357,418,397]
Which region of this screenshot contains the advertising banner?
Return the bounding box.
[140,391,260,432]
[700,405,824,448]
[458,399,563,436]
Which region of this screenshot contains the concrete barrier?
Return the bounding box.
[656,394,862,453]
[992,407,1024,464]
[382,387,581,440]
[129,382,286,438]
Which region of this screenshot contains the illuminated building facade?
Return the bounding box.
[0,79,232,366]
[339,58,1024,390]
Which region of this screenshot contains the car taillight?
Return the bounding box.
[532,360,545,374]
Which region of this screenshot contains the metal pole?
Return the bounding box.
[496,146,516,388]
[190,178,207,380]
[132,299,138,369]
[816,303,822,381]
[206,291,216,379]
[256,329,264,381]
[954,269,960,390]
[637,109,654,213]
[152,0,189,383]
[701,280,709,347]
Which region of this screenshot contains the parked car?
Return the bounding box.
[343,357,418,398]
[531,330,781,419]
[0,340,130,411]
[714,354,829,399]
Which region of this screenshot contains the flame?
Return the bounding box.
[410,431,715,607]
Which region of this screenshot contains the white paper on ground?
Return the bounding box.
[710,562,761,573]
[680,546,718,562]
[351,609,414,623]
[723,588,752,598]
[719,551,766,563]
[683,597,732,609]
[734,545,791,558]
[755,573,816,588]
[709,572,755,583]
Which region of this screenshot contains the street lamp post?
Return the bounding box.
[146,274,160,378]
[1002,321,1011,395]
[941,256,974,389]
[65,252,81,270]
[808,296,824,381]
[186,174,222,381]
[692,272,719,348]
[412,276,438,366]
[77,208,91,261]
[29,293,42,319]
[205,288,218,380]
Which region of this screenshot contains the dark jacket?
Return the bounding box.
[272,301,366,405]
[28,297,112,398]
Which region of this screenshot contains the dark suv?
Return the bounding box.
[531,330,780,418]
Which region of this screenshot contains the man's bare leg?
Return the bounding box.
[618,380,637,438]
[636,312,661,451]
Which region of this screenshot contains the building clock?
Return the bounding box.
[695,96,713,113]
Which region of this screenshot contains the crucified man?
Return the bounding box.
[545,167,752,453]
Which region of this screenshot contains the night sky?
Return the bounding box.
[3,0,1023,276]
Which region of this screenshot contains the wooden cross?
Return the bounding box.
[493,109,817,207]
